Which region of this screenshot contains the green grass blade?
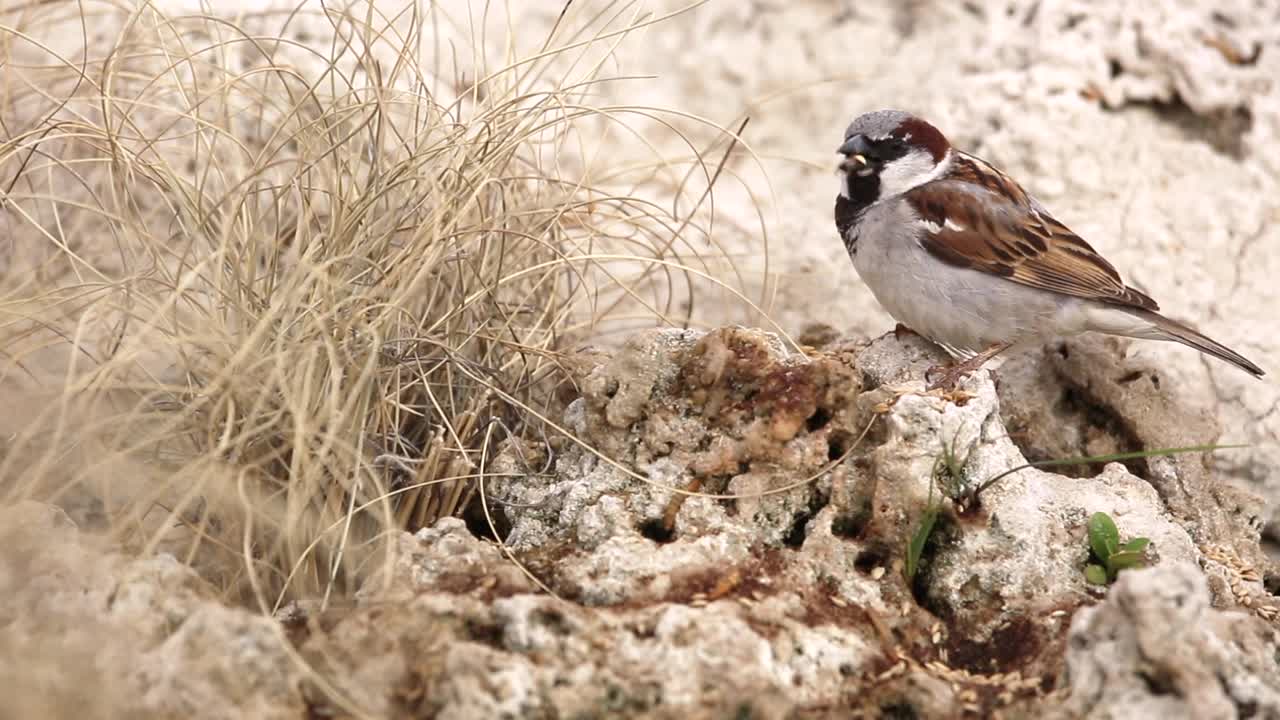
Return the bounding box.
[904,506,939,583]
[977,444,1247,495]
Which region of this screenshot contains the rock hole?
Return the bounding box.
[1137,668,1179,697]
[463,618,505,649]
[462,497,511,542]
[806,407,833,433]
[827,431,850,461]
[783,515,810,548]
[854,547,887,574]
[783,492,829,549]
[638,518,676,544]
[879,702,920,720]
[1263,572,1280,598]
[1116,370,1143,384]
[532,608,571,636]
[832,504,871,540]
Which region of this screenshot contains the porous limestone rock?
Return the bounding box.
[5,326,1279,719]
[307,327,1279,717]
[1056,563,1280,720]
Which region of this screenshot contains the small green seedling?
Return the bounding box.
[904,431,975,583]
[1084,512,1150,585]
[904,499,938,584]
[934,432,967,500]
[904,452,954,583]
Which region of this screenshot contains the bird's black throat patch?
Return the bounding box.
[835,173,879,256]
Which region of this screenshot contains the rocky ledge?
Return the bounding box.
[3,327,1278,719]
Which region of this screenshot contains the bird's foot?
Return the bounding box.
[924,342,1013,393]
[925,363,972,392]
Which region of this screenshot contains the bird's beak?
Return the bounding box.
[839,154,868,173]
[837,134,872,173]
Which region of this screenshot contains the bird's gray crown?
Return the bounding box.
[843,109,913,142]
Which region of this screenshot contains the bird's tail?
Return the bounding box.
[1125,308,1264,378]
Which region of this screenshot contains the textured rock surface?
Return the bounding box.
[1058,563,1280,720]
[4,328,1280,718]
[331,328,1276,717]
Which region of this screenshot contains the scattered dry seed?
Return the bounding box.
[708,569,743,600]
[877,661,907,681]
[870,566,886,580]
[831,595,848,608]
[932,630,942,645]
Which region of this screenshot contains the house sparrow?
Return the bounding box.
[834,109,1264,388]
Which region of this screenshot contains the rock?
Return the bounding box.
[134,605,304,720]
[287,328,1278,718]
[488,326,869,603]
[0,502,305,719]
[7,321,1280,719]
[1056,563,1280,719]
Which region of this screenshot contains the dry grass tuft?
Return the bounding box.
[0,0,761,611]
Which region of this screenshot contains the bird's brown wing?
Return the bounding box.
[906,154,1158,311]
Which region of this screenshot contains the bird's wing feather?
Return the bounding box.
[905,153,1158,311]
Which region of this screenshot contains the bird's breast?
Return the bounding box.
[848,200,1063,352]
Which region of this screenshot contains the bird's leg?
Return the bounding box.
[926,342,1012,391]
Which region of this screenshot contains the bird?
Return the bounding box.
[832,108,1264,389]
